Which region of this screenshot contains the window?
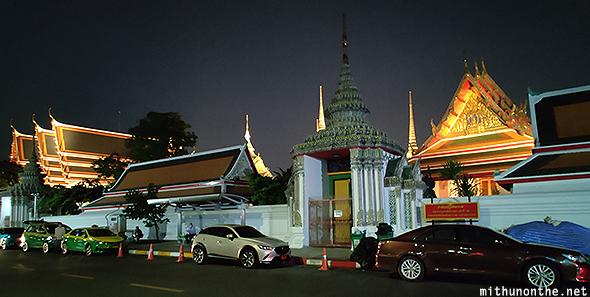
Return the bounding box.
[458,228,498,245]
[415,227,456,243]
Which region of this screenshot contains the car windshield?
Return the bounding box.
[233,226,266,238]
[3,228,24,234]
[87,229,116,237]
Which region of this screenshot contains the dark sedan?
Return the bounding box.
[376,224,590,288]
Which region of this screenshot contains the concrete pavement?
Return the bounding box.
[126,240,360,268]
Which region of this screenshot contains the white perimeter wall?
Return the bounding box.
[424,179,590,230]
[42,204,291,243]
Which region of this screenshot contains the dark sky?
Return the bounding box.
[2,1,589,172]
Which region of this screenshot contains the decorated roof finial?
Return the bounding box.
[463,58,470,75]
[474,59,480,77]
[481,58,487,76]
[48,107,55,121]
[342,13,348,65]
[32,113,37,125]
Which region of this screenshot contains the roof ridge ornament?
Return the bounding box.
[481,58,487,76]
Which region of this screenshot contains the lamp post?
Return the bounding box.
[31,193,39,219]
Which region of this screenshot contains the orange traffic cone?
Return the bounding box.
[146,243,155,260]
[318,248,329,271]
[117,242,124,258]
[176,244,185,263]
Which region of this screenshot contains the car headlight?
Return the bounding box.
[258,245,273,250]
[47,236,53,241]
[20,235,25,243]
[564,253,587,264]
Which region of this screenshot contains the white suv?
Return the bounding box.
[191,224,290,268]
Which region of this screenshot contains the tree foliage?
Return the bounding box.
[91,153,128,187]
[122,183,170,240]
[0,160,22,189]
[247,167,291,205]
[440,160,479,198]
[126,112,198,162]
[40,179,105,215]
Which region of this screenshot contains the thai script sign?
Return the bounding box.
[424,202,479,221]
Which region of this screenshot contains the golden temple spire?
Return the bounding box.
[316,85,326,132]
[407,91,419,159]
[243,114,272,177]
[244,114,251,143]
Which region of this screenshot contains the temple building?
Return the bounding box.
[408,61,534,197]
[288,17,405,247]
[10,114,131,187]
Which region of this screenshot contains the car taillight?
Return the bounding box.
[377,241,386,251]
[577,264,590,282]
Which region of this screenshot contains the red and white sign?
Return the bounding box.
[424,202,479,221]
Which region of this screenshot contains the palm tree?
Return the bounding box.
[440,160,479,198]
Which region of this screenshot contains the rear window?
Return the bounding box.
[1,228,24,234]
[88,229,116,237]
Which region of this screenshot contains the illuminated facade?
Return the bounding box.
[409,61,534,197]
[10,114,131,187]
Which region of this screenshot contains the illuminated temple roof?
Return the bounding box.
[411,61,534,179]
[10,115,131,187]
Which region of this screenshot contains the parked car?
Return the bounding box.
[191,224,290,268]
[20,221,71,253]
[61,227,127,256]
[376,224,590,288]
[0,227,25,250]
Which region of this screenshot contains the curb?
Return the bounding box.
[128,249,359,269]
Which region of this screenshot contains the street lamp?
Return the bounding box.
[31,193,39,219]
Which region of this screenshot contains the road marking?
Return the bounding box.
[129,283,184,293]
[12,264,34,271]
[62,273,94,279]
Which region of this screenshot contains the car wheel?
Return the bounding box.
[398,256,425,281]
[240,248,259,269]
[42,242,50,254]
[61,241,68,255]
[524,261,560,288]
[22,241,29,253]
[192,245,207,264]
[85,244,93,257]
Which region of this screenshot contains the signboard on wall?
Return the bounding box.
[424,202,479,221]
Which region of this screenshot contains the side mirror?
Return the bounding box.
[226,234,234,240]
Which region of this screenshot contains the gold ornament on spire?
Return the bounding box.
[316,85,326,132]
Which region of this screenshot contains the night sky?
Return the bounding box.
[2,1,589,172]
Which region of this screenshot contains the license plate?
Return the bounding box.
[281,255,288,260]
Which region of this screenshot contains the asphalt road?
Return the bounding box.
[0,248,585,297]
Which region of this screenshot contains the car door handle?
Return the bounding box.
[414,243,424,248]
[216,240,221,244]
[460,246,472,250]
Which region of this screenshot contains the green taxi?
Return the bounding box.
[21,221,71,253]
[61,227,127,256]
